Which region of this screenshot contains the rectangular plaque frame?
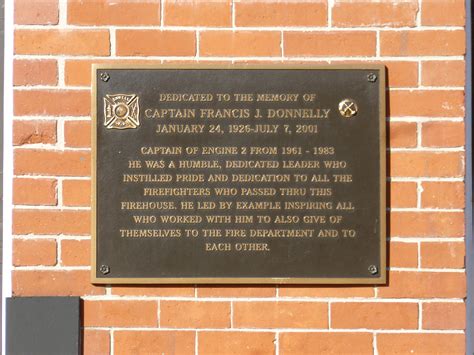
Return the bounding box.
[91,64,386,284]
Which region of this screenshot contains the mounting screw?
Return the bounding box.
[368,265,378,275]
[100,72,110,82]
[99,265,110,275]
[367,73,377,82]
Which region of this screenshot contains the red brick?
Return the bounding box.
[62,179,91,207]
[13,178,57,206]
[65,59,157,86]
[422,302,465,330]
[420,242,465,269]
[236,58,322,65]
[422,61,465,87]
[61,239,89,266]
[389,90,464,117]
[13,270,105,296]
[65,60,98,87]
[68,0,160,26]
[15,150,90,177]
[200,31,281,57]
[333,1,418,27]
[421,181,464,209]
[285,31,376,57]
[13,120,57,145]
[84,300,157,327]
[13,239,57,266]
[338,61,418,87]
[390,242,418,268]
[165,0,231,27]
[390,212,464,237]
[14,60,57,86]
[163,58,231,65]
[15,30,110,56]
[13,209,90,235]
[332,302,418,329]
[378,271,466,298]
[421,0,465,26]
[381,30,465,56]
[279,286,374,298]
[389,122,417,148]
[199,332,275,355]
[389,152,464,178]
[64,58,234,86]
[280,333,373,354]
[422,121,465,147]
[84,330,110,355]
[116,30,195,56]
[197,286,275,298]
[377,333,464,354]
[64,120,91,148]
[160,301,230,328]
[389,182,417,208]
[235,1,327,27]
[15,0,58,25]
[14,90,90,116]
[385,61,418,87]
[115,331,194,355]
[112,286,195,297]
[234,302,328,328]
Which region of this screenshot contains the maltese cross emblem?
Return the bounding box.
[103,94,140,129]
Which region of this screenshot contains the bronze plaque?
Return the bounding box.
[92,65,386,284]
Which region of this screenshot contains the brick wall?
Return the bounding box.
[11,0,466,354]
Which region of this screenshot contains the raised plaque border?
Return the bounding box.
[91,64,386,285]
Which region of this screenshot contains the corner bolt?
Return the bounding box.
[367,73,377,82]
[99,265,110,275]
[368,265,378,275]
[100,72,110,82]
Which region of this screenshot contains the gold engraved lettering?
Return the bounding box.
[159,93,213,102]
[333,174,353,183]
[235,243,270,251]
[120,229,181,238]
[145,108,195,119]
[250,229,315,238]
[200,108,250,119]
[156,124,205,134]
[141,146,182,155]
[317,229,339,238]
[256,93,299,102]
[202,146,239,155]
[206,243,231,251]
[110,85,365,273]
[121,201,176,210]
[267,108,330,119]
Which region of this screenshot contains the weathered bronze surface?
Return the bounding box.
[92,65,386,284]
